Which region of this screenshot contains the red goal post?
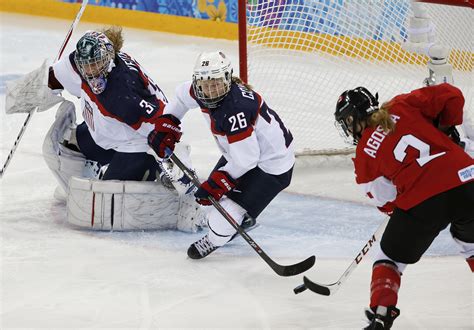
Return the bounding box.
[418,0,473,7]
[238,0,473,156]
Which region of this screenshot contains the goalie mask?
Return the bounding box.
[334,86,379,145]
[74,31,115,94]
[192,51,233,108]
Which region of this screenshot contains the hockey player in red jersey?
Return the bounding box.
[334,84,474,330]
[148,51,295,259]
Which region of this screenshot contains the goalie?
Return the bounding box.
[6,26,206,232]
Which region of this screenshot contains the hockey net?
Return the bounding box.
[240,0,473,156]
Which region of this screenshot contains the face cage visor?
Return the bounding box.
[334,119,358,146]
[75,54,113,94]
[192,77,231,108]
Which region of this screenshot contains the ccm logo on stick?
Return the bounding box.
[355,234,377,264]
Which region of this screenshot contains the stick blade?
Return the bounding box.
[276,255,315,277]
[302,276,331,296]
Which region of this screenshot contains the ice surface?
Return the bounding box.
[0,13,472,329]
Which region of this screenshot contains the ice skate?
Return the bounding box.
[187,234,218,259]
[364,306,400,330]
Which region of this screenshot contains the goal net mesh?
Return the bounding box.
[245,0,473,155]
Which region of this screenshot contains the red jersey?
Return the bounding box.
[353,83,474,211]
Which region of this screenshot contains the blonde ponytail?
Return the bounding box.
[101,26,124,53]
[367,102,395,133]
[232,76,253,91]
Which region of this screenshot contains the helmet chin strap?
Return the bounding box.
[107,59,115,73]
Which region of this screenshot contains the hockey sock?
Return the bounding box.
[369,260,401,309]
[466,256,474,272]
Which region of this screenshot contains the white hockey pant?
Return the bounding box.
[207,197,247,246]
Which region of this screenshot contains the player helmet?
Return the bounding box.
[192,51,233,108]
[74,31,115,94]
[334,87,379,145]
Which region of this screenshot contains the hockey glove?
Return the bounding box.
[444,126,466,149]
[194,170,237,206]
[148,114,182,158]
[377,201,396,216]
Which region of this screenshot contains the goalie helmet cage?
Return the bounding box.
[238,0,473,156]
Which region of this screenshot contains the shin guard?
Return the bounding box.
[369,261,401,309]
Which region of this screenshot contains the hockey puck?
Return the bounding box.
[293,284,307,294]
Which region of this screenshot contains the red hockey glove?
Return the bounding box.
[148,114,182,158]
[194,171,237,206]
[377,201,396,216]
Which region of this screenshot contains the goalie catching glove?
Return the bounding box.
[5,60,64,114]
[194,170,236,205]
[148,114,182,158]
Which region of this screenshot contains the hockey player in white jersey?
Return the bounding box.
[40,26,204,232]
[148,51,296,258]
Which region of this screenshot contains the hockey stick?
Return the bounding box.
[294,217,389,295]
[167,149,316,277]
[0,0,89,178]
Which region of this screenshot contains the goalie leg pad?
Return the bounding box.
[67,177,182,231]
[176,193,207,233]
[43,101,86,192]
